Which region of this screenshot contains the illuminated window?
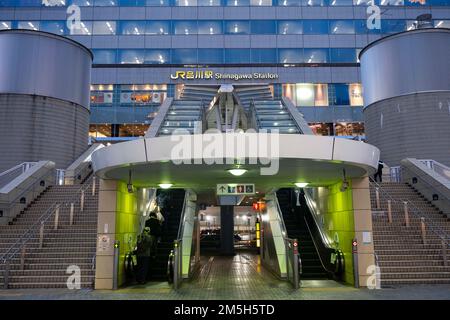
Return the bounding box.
[145,49,170,64]
[92,50,117,64]
[379,0,404,5]
[198,21,223,34]
[278,21,302,34]
[119,21,146,35]
[250,0,272,5]
[173,21,198,35]
[40,21,66,35]
[435,20,450,28]
[349,84,364,106]
[295,84,315,106]
[93,21,116,35]
[17,21,40,31]
[90,85,114,105]
[120,85,168,106]
[70,21,92,35]
[146,21,170,35]
[119,50,145,64]
[174,0,198,5]
[0,21,12,30]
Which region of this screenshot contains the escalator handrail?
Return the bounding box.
[176,190,189,241]
[302,189,345,276]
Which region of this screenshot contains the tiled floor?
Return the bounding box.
[0,251,450,300]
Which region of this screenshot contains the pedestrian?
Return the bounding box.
[146,211,163,260]
[374,160,384,182]
[135,227,152,284]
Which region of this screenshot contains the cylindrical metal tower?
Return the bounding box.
[360,28,450,166]
[0,30,92,171]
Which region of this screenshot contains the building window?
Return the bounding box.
[349,83,364,106]
[250,0,273,5]
[94,0,119,5]
[198,0,222,5]
[40,21,66,35]
[382,20,407,33]
[334,122,365,137]
[93,21,116,35]
[0,21,12,30]
[309,123,334,136]
[329,84,350,105]
[145,49,170,64]
[173,20,198,35]
[329,0,353,5]
[119,124,150,137]
[90,85,114,106]
[276,0,301,5]
[146,0,170,5]
[353,0,374,5]
[119,21,146,35]
[251,49,277,63]
[225,21,250,34]
[119,49,145,64]
[303,20,328,35]
[250,20,277,34]
[89,124,112,138]
[304,48,329,63]
[198,49,224,63]
[92,49,117,64]
[301,0,326,5]
[146,21,170,35]
[379,0,404,5]
[225,49,251,63]
[283,84,329,107]
[225,0,251,5]
[172,49,197,64]
[278,49,303,63]
[120,84,167,106]
[198,21,223,35]
[329,20,355,34]
[278,20,302,34]
[70,21,92,35]
[17,21,40,31]
[330,48,357,63]
[174,0,198,6]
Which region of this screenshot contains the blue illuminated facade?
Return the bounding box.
[1,0,449,138]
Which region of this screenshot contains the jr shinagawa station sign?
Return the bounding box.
[170,70,279,81]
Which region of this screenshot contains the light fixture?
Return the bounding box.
[158,183,173,189]
[340,169,349,192]
[228,168,247,176]
[294,182,308,188]
[127,170,134,193]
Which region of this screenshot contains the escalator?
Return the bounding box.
[277,188,344,281]
[150,189,186,280]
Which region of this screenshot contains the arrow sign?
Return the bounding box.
[217,184,255,196]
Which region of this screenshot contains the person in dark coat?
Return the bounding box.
[374,160,384,182]
[136,227,152,284]
[145,211,163,261]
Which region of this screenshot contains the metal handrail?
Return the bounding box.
[0,176,95,267]
[303,189,333,247]
[176,190,189,241]
[370,179,450,246]
[273,193,289,238]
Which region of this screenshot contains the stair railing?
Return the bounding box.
[370,179,450,266]
[0,176,96,289]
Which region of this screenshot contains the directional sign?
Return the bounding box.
[217,183,255,196]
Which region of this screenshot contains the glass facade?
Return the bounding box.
[1,0,447,139]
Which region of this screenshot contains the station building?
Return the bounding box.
[0,0,450,293]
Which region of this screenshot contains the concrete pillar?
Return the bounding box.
[220,205,234,255]
[351,177,377,288]
[94,179,118,290]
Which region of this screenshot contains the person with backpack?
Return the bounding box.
[135,227,152,284]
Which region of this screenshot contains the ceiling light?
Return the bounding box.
[295,182,308,188]
[228,169,247,176]
[158,183,173,189]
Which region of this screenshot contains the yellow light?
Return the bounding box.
[295,182,308,188]
[158,183,173,189]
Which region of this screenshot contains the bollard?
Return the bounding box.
[39,221,45,249]
[403,202,410,227]
[420,217,426,245]
[293,239,299,290]
[20,246,26,271]
[92,176,96,196]
[352,238,359,288]
[80,190,85,212]
[174,241,180,290]
[375,188,380,209]
[4,260,10,289]
[69,203,74,226]
[54,205,60,230]
[113,240,120,290]
[442,239,448,267]
[387,200,392,223]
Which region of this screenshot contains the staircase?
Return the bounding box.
[277,189,329,279]
[370,182,450,286]
[0,178,99,289]
[150,189,186,280]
